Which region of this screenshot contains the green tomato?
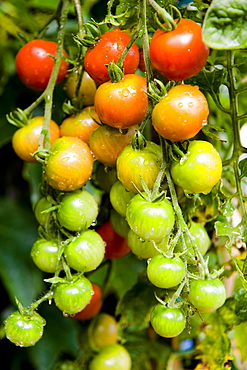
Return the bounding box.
[89,343,132,370]
[127,230,168,259]
[186,222,211,263]
[109,180,135,217]
[88,313,118,349]
[31,239,60,273]
[150,304,186,338]
[34,197,53,227]
[110,209,130,238]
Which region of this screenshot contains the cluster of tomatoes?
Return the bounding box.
[5,16,227,368]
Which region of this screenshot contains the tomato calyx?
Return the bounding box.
[73,21,101,48]
[107,61,124,83]
[148,0,178,32]
[7,107,29,128]
[147,79,168,104]
[131,130,147,151]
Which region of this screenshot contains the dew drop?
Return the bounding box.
[188,102,194,108]
[178,102,183,108]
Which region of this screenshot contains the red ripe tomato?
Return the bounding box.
[15,39,69,91]
[84,28,140,85]
[72,283,103,320]
[60,106,100,144]
[97,221,131,259]
[94,74,148,129]
[149,19,209,81]
[152,84,209,142]
[12,116,60,163]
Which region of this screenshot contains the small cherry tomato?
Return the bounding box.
[109,180,135,217]
[45,136,94,191]
[88,313,118,349]
[94,163,118,193]
[171,140,222,195]
[12,116,60,163]
[94,74,148,129]
[60,106,100,144]
[4,310,46,347]
[64,70,97,106]
[72,283,102,320]
[15,39,69,90]
[149,19,209,81]
[150,304,186,338]
[110,208,130,238]
[84,28,139,85]
[116,141,163,193]
[152,84,209,142]
[34,197,53,227]
[89,343,132,370]
[31,239,60,273]
[127,230,168,259]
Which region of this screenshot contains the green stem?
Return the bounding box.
[147,0,176,30]
[73,0,85,38]
[141,0,154,85]
[31,290,54,310]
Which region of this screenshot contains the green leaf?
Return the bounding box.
[186,67,226,94]
[202,0,247,50]
[239,157,247,178]
[215,220,242,238]
[234,288,247,325]
[234,321,247,361]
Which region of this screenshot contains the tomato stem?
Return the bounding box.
[147,0,177,31]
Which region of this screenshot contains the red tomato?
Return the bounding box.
[72,283,103,320]
[94,74,148,129]
[97,221,131,259]
[15,39,69,91]
[84,28,139,85]
[149,19,209,81]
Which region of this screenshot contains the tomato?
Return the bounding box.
[89,125,138,167]
[94,163,118,193]
[150,304,186,338]
[64,230,105,272]
[126,193,175,243]
[116,141,163,193]
[149,19,209,81]
[188,278,226,312]
[152,84,209,142]
[60,106,100,144]
[97,220,131,259]
[72,283,102,320]
[127,230,169,259]
[64,70,97,106]
[57,190,98,231]
[12,116,60,163]
[89,343,132,370]
[53,360,79,370]
[84,28,139,85]
[34,197,53,227]
[4,310,46,347]
[88,313,118,350]
[110,209,130,238]
[15,39,69,91]
[94,74,148,129]
[53,275,93,315]
[171,140,222,195]
[45,136,94,191]
[31,239,60,273]
[109,180,135,217]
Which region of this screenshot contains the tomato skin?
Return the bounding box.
[64,70,97,106]
[116,141,163,193]
[45,136,94,191]
[149,19,209,81]
[150,304,186,338]
[84,28,139,85]
[64,230,105,272]
[109,180,135,217]
[34,197,53,227]
[15,39,69,91]
[88,313,118,349]
[97,220,131,259]
[60,106,100,144]
[12,116,60,163]
[171,140,222,195]
[4,311,46,347]
[147,254,186,288]
[110,209,130,238]
[127,230,169,259]
[94,74,148,129]
[152,84,209,142]
[31,239,60,273]
[126,193,175,243]
[54,275,93,315]
[89,125,138,167]
[89,343,132,370]
[188,278,226,312]
[72,283,102,320]
[57,190,98,231]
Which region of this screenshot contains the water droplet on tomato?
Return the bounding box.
[188,102,194,108]
[178,102,183,108]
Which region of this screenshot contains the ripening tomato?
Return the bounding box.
[12,116,60,163]
[94,163,118,193]
[15,39,69,91]
[149,19,209,81]
[64,70,97,106]
[72,283,103,320]
[94,74,148,129]
[88,313,118,349]
[152,84,209,142]
[45,136,94,191]
[89,343,132,370]
[84,28,139,85]
[60,106,100,144]
[116,141,163,193]
[89,125,138,167]
[171,140,222,195]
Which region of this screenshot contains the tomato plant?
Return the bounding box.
[15,39,69,91]
[89,343,132,370]
[72,283,103,320]
[150,304,186,338]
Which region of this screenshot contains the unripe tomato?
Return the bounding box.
[152,84,209,142]
[31,239,60,273]
[4,310,46,347]
[110,209,130,238]
[150,304,186,338]
[89,125,138,167]
[94,74,148,129]
[72,283,102,320]
[94,163,118,193]
[88,313,118,349]
[109,180,135,217]
[127,230,169,259]
[15,39,69,91]
[84,28,139,85]
[12,116,60,163]
[89,343,132,370]
[171,140,222,195]
[64,70,97,106]
[34,197,53,227]
[45,136,94,191]
[149,19,209,81]
[60,106,100,144]
[116,141,163,193]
